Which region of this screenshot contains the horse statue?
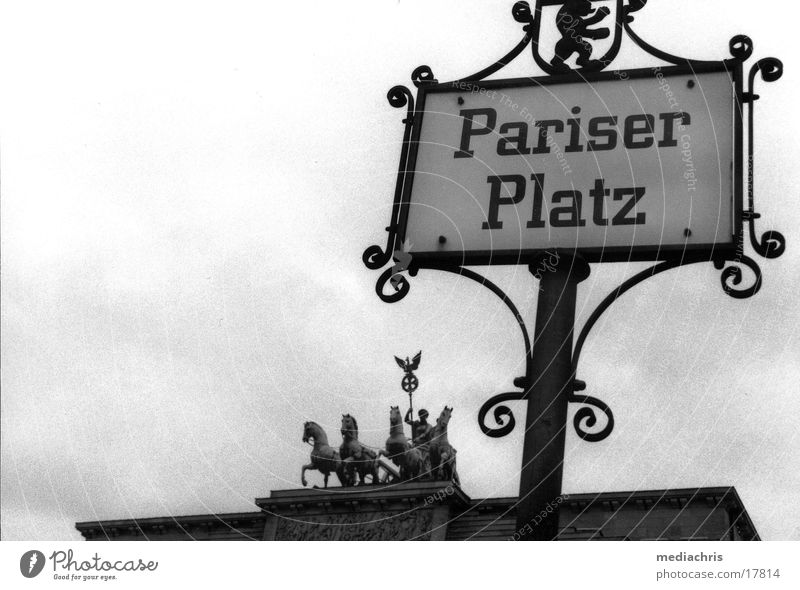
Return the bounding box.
[301,421,346,488]
[378,406,422,481]
[429,406,460,486]
[339,414,379,486]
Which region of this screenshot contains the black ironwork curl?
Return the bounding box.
[729,35,753,62]
[715,256,763,299]
[375,266,411,304]
[569,395,615,442]
[478,391,526,438]
[746,58,786,259]
[751,57,783,83]
[362,244,392,271]
[411,65,437,87]
[512,0,532,23]
[386,84,414,111]
[749,227,786,260]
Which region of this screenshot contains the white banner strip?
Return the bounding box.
[1,541,797,589]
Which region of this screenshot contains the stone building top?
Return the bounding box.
[76,484,759,541]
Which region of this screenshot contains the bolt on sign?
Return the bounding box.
[397,65,741,264]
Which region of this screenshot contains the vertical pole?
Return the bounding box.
[408,388,416,481]
[515,254,589,541]
[408,390,414,439]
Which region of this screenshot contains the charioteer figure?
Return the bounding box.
[405,408,431,445]
[405,408,433,477]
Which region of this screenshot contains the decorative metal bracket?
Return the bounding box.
[711,56,785,300]
[362,84,417,303]
[745,58,786,260]
[435,267,532,439]
[568,256,704,442]
[363,0,786,444]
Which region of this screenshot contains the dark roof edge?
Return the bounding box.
[468,487,740,508]
[75,511,264,532]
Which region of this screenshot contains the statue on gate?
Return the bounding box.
[301,421,347,488]
[405,407,433,478]
[429,406,459,486]
[339,414,379,486]
[379,406,423,481]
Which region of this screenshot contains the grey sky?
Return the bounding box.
[2,0,798,541]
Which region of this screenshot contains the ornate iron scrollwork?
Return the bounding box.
[364,1,786,445]
[478,391,527,438]
[624,22,753,68]
[746,58,786,259]
[569,390,615,443]
[712,55,785,301]
[362,83,418,303]
[435,267,533,369]
[374,265,411,303]
[433,266,533,439]
[411,65,437,87]
[715,256,763,300]
[568,257,705,442]
[453,4,534,84]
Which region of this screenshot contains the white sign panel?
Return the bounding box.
[400,66,739,263]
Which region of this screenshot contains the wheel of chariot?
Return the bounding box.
[401,374,418,393]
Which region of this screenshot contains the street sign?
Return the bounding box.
[397,64,742,264]
[364,0,784,541]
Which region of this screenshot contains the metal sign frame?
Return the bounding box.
[363,0,785,540]
[363,1,782,307]
[396,62,745,266]
[363,0,784,439]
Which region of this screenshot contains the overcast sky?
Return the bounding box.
[2,0,798,541]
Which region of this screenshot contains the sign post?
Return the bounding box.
[364,1,785,540]
[517,257,589,539]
